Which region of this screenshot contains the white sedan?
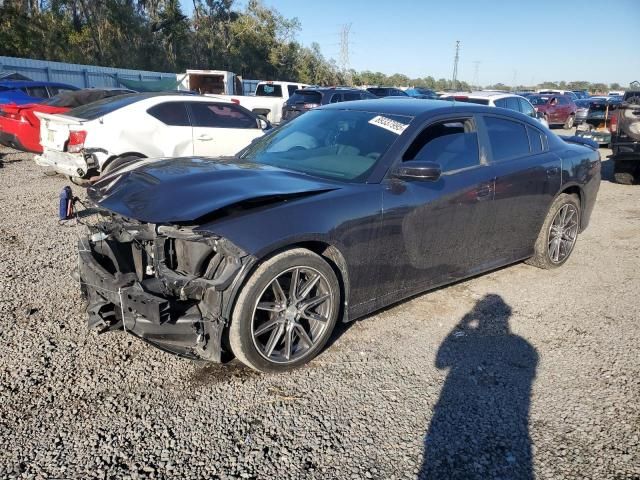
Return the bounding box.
[34,93,269,180]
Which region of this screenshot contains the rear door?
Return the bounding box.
[188,101,263,157]
[480,114,561,262]
[146,101,193,156]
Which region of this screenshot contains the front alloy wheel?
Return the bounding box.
[229,248,340,372]
[252,266,333,363]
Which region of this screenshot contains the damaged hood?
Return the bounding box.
[88,157,340,224]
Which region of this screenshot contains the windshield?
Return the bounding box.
[66,94,143,120]
[241,109,412,182]
[255,83,283,97]
[528,95,550,106]
[575,100,590,108]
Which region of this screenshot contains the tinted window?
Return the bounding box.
[558,96,569,105]
[255,83,283,97]
[444,97,490,105]
[189,102,257,129]
[66,94,143,120]
[330,94,342,103]
[527,126,544,154]
[505,97,520,111]
[528,95,549,106]
[289,91,322,105]
[25,86,49,98]
[287,85,297,96]
[343,92,361,101]
[147,102,190,126]
[367,88,389,97]
[519,98,536,117]
[361,92,377,99]
[485,116,530,162]
[494,98,507,108]
[241,110,411,182]
[391,89,408,96]
[404,119,480,172]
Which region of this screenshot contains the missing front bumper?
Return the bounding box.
[77,223,248,362]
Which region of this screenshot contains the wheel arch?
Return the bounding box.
[102,152,146,170]
[556,184,585,229]
[223,238,351,325]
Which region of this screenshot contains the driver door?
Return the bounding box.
[379,116,497,297]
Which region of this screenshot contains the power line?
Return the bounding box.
[472,61,481,89]
[451,40,460,89]
[339,23,353,85]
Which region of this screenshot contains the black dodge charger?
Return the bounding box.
[79,99,601,372]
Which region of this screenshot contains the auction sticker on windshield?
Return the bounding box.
[368,115,409,135]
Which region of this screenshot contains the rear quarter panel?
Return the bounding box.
[557,144,601,231]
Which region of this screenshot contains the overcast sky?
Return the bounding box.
[251,0,639,86]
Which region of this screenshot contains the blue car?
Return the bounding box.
[0,81,79,105]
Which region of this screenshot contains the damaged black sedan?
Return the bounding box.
[79,99,601,372]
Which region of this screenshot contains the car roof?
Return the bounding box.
[319,98,507,117]
[296,87,363,93]
[442,91,521,100]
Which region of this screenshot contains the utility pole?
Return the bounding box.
[339,23,353,86]
[451,40,460,90]
[472,61,481,90]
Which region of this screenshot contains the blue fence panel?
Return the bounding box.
[0,56,176,89]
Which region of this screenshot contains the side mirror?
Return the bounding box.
[391,161,442,182]
[257,115,271,130]
[536,111,545,119]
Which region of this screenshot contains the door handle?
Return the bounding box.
[197,134,213,141]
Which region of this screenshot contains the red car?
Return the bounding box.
[527,94,578,128]
[0,88,133,153]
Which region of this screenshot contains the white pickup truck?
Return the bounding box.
[228,81,308,125]
[178,71,306,125]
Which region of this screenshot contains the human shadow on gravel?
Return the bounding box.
[419,294,538,480]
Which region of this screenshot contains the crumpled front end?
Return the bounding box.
[78,213,252,361]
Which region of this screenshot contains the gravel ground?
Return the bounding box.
[0,136,638,480]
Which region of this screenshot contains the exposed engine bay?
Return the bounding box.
[79,210,253,361]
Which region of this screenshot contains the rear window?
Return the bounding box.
[255,84,283,97]
[66,94,144,120]
[289,91,322,105]
[485,116,530,162]
[367,88,389,97]
[528,96,549,106]
[444,97,490,105]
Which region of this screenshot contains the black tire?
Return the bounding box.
[613,160,636,185]
[101,155,143,176]
[229,248,340,373]
[564,114,575,129]
[526,193,581,269]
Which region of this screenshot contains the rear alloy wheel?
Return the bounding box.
[229,248,340,372]
[526,193,580,269]
[564,114,575,129]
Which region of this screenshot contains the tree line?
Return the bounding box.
[0,0,629,92]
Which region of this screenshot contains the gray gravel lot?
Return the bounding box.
[0,136,638,480]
